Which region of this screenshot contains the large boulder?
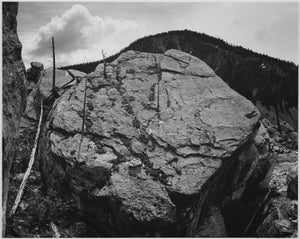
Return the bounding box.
[40,49,261,235]
[2,2,27,235]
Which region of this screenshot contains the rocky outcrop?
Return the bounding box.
[2,2,27,235]
[255,119,298,237]
[40,49,264,236]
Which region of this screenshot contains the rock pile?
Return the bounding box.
[256,119,298,237]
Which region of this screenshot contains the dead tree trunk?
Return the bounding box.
[274,103,281,132]
[10,101,44,216]
[52,37,56,95]
[102,50,107,79]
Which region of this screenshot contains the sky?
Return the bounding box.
[17,1,298,69]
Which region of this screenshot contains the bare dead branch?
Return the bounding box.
[10,101,44,216]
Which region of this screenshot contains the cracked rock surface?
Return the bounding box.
[41,49,260,235]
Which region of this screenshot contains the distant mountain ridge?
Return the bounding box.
[60,30,298,129]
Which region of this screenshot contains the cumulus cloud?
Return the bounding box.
[25,5,145,67]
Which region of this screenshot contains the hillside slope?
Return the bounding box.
[60,30,298,130]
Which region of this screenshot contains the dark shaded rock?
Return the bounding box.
[2,2,27,235]
[27,62,44,83]
[256,198,297,237]
[31,62,44,71]
[195,206,227,237]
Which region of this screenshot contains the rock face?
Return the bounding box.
[41,49,261,235]
[2,2,27,235]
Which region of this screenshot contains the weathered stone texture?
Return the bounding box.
[41,49,261,235]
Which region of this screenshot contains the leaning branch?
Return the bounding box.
[10,101,44,217]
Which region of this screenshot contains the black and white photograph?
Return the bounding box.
[2,1,298,237]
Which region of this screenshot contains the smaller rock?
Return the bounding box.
[269,162,297,195]
[262,118,273,128]
[267,127,277,138]
[277,151,298,163]
[274,219,294,235]
[27,62,44,83]
[254,122,270,155]
[31,62,44,71]
[273,134,282,142]
[256,198,297,237]
[287,132,298,149]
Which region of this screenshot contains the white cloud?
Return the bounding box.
[24,4,145,68]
